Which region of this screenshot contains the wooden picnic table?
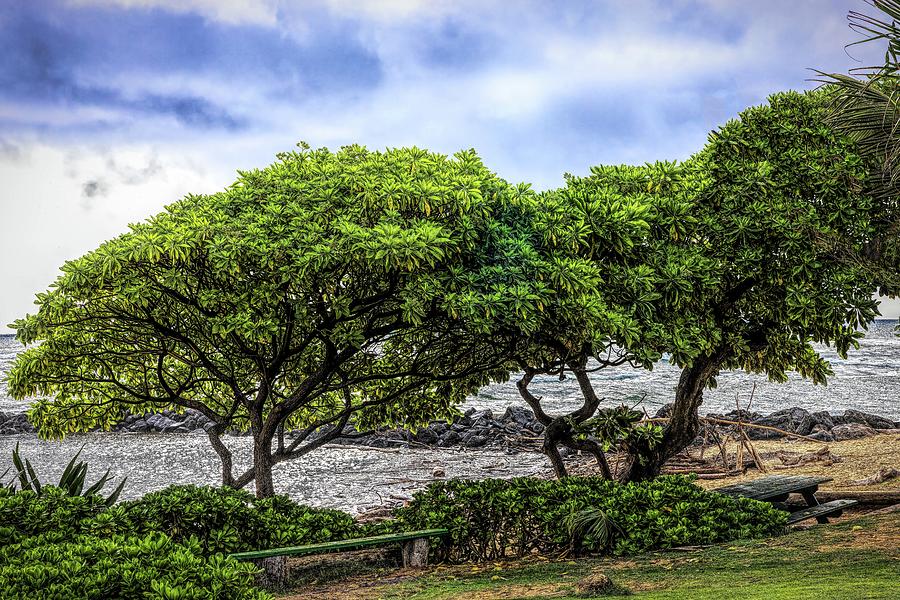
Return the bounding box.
[715,475,856,525]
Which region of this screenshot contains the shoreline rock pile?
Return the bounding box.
[331,406,544,450]
[1,405,897,446]
[675,406,900,443]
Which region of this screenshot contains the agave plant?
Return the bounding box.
[5,442,126,506]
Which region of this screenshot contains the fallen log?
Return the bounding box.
[694,473,733,480]
[809,490,900,506]
[848,467,900,486]
[774,446,842,468]
[645,417,824,443]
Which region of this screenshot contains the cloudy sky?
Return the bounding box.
[1,0,897,330]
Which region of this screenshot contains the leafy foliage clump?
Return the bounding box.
[86,484,358,555]
[391,475,787,562]
[0,532,269,600]
[0,484,367,599]
[0,486,110,546]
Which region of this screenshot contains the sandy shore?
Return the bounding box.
[693,430,900,492]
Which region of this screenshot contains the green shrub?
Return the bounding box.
[391,475,787,562]
[253,493,357,549]
[83,485,358,555]
[0,486,109,546]
[0,532,270,600]
[0,484,363,598]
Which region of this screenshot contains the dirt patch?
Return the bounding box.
[443,583,568,599]
[823,515,900,552]
[279,569,420,600]
[689,432,900,491]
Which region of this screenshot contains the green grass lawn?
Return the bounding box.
[280,511,900,600]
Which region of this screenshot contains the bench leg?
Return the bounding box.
[253,556,288,589]
[402,538,429,568]
[800,489,830,523]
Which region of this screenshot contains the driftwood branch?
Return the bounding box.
[644,416,825,443]
[849,467,900,486]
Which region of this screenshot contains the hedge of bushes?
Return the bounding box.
[85,484,357,554]
[0,532,268,600]
[0,484,360,600]
[0,477,788,597]
[391,475,788,562]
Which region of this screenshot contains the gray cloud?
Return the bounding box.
[106,154,164,185]
[0,139,26,162]
[81,178,109,200]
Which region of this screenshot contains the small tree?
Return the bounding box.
[462,161,715,478]
[505,91,887,481]
[8,144,522,497]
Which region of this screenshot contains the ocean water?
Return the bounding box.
[471,319,900,420]
[2,320,900,419]
[1,322,898,509]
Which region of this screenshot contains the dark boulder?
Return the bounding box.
[428,421,448,435]
[746,426,786,440]
[462,433,488,448]
[654,404,673,419]
[502,406,535,428]
[832,423,877,440]
[751,407,809,436]
[415,427,439,445]
[470,409,493,422]
[808,430,835,442]
[438,431,461,447]
[843,409,896,430]
[796,411,837,436]
[721,409,762,423]
[0,413,35,434]
[145,414,180,432]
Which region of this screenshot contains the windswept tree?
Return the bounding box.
[8,144,527,498]
[508,91,887,481]
[623,90,882,479]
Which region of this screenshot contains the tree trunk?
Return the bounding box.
[206,425,236,488]
[252,423,276,498]
[543,418,570,479]
[517,364,613,480]
[565,437,613,479]
[624,353,723,481]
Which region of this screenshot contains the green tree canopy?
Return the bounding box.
[501,161,716,478]
[477,90,885,482]
[624,89,882,479]
[8,144,533,497]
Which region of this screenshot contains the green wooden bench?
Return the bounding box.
[229,528,448,588]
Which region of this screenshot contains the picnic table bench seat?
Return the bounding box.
[229,528,448,588]
[785,499,857,525]
[715,475,857,526]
